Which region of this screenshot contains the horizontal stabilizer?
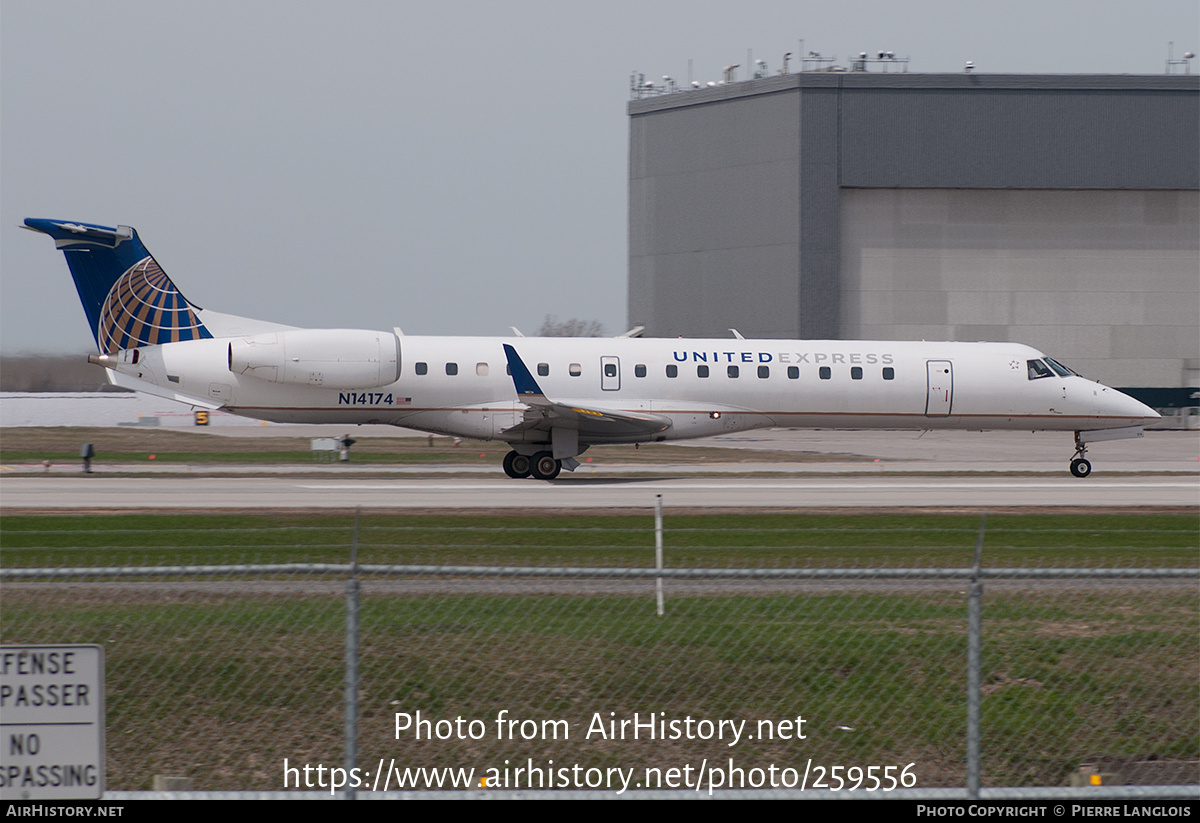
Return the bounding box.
[24,218,212,353]
[104,369,222,410]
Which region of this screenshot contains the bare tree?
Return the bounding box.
[537,315,605,337]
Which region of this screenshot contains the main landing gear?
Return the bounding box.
[1069,432,1092,478]
[503,449,561,480]
[502,451,531,478]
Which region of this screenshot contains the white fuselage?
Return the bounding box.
[104,334,1158,446]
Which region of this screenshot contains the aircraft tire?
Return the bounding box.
[531,451,561,480]
[503,451,532,479]
[1069,458,1092,478]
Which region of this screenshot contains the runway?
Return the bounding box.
[3,429,1196,511]
[3,474,1196,511]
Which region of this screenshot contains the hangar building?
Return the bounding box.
[627,73,1199,394]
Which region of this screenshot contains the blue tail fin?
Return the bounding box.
[24,219,212,354]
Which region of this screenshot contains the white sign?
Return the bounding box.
[0,645,105,800]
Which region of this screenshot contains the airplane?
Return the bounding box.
[24,218,1160,480]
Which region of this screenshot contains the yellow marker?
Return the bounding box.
[1090,774,1102,786]
[479,777,489,788]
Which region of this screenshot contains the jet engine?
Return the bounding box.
[228,329,400,389]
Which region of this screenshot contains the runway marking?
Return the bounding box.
[297,480,1197,491]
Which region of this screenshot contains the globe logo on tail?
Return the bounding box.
[97,257,209,354]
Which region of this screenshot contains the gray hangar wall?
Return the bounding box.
[627,74,1199,388]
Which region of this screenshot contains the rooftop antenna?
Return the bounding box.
[1166,42,1196,74]
[802,51,837,72]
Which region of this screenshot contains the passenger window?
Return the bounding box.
[882,367,894,380]
[604,363,617,377]
[757,365,769,378]
[666,365,678,378]
[819,367,831,380]
[635,364,647,378]
[697,365,709,378]
[787,366,799,379]
[1027,360,1053,380]
[851,366,863,380]
[569,363,582,376]
[415,362,428,375]
[446,362,458,376]
[476,362,489,376]
[728,365,739,378]
[537,363,549,377]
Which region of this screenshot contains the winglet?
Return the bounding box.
[503,343,545,398]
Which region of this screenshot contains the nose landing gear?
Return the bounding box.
[1069,432,1092,478]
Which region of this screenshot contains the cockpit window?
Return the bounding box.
[1043,357,1076,377]
[1027,359,1053,380]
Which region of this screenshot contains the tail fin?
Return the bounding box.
[24,218,212,354]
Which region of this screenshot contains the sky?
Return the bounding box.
[2,0,1197,354]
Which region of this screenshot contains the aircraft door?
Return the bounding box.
[925,361,953,417]
[600,356,620,391]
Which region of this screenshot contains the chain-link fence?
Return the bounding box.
[2,508,1196,796]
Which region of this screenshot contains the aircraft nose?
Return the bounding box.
[1103,386,1160,424]
[1130,396,1160,424]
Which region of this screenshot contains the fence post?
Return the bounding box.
[967,512,986,799]
[344,507,361,799]
[655,495,664,616]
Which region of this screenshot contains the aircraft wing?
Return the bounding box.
[500,400,672,439]
[501,343,671,439]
